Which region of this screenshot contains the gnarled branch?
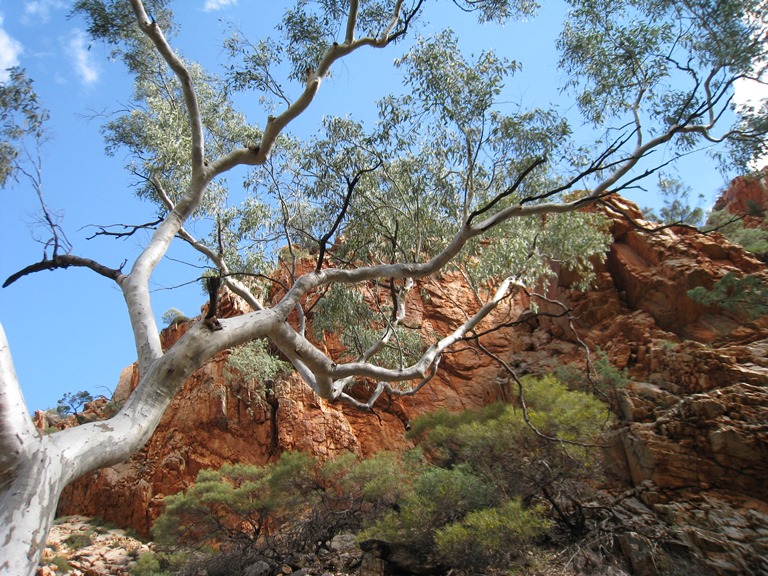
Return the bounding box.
[3,255,125,288]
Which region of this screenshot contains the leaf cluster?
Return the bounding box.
[225,338,292,390]
[688,271,768,319]
[705,206,768,256]
[102,60,261,215]
[0,68,49,188]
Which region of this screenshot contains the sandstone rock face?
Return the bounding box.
[713,166,768,226]
[56,281,524,536]
[534,193,768,574]
[49,174,768,574]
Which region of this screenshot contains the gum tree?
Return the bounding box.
[1,1,767,573]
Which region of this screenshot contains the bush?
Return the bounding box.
[153,450,415,558]
[154,377,609,573]
[130,551,171,576]
[153,454,316,551]
[555,348,630,395]
[360,464,496,557]
[435,498,552,569]
[361,376,610,571]
[49,556,71,573]
[64,530,93,550]
[408,375,609,504]
[688,272,768,319]
[226,338,292,391]
[705,207,768,255]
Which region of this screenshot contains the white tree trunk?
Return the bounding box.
[0,314,275,576]
[0,437,66,575]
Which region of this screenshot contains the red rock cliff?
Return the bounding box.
[713,166,768,224]
[56,271,529,536]
[52,178,768,573]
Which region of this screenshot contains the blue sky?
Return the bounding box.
[0,0,764,414]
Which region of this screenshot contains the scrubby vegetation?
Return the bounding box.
[226,338,292,384]
[705,203,768,258]
[688,195,768,317]
[688,271,768,319]
[151,375,611,574]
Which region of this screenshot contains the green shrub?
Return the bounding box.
[688,272,768,319]
[317,450,415,522]
[226,338,292,391]
[555,348,630,394]
[153,450,412,556]
[705,207,768,255]
[103,399,124,417]
[49,555,71,573]
[359,464,494,557]
[130,551,171,576]
[154,377,609,573]
[435,498,552,569]
[64,530,93,550]
[362,376,609,570]
[153,458,292,550]
[409,376,608,500]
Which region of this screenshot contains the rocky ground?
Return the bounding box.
[38,516,151,576]
[40,516,626,576]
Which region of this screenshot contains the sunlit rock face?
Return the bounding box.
[49,174,768,573]
[713,166,768,227]
[54,281,526,536]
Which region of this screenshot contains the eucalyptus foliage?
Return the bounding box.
[688,271,768,319]
[0,68,48,188]
[2,1,768,573]
[705,204,768,255]
[225,338,292,388]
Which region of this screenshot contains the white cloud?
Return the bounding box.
[0,14,24,82]
[734,77,768,169]
[67,28,99,85]
[23,0,67,24]
[734,77,768,113]
[203,0,238,12]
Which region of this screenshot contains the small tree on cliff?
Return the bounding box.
[1,1,767,574]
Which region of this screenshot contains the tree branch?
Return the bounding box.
[207,0,422,175]
[337,355,441,410]
[84,219,163,241]
[316,162,381,273]
[129,0,205,179]
[3,255,125,288]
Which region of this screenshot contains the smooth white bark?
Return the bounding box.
[0,310,279,575]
